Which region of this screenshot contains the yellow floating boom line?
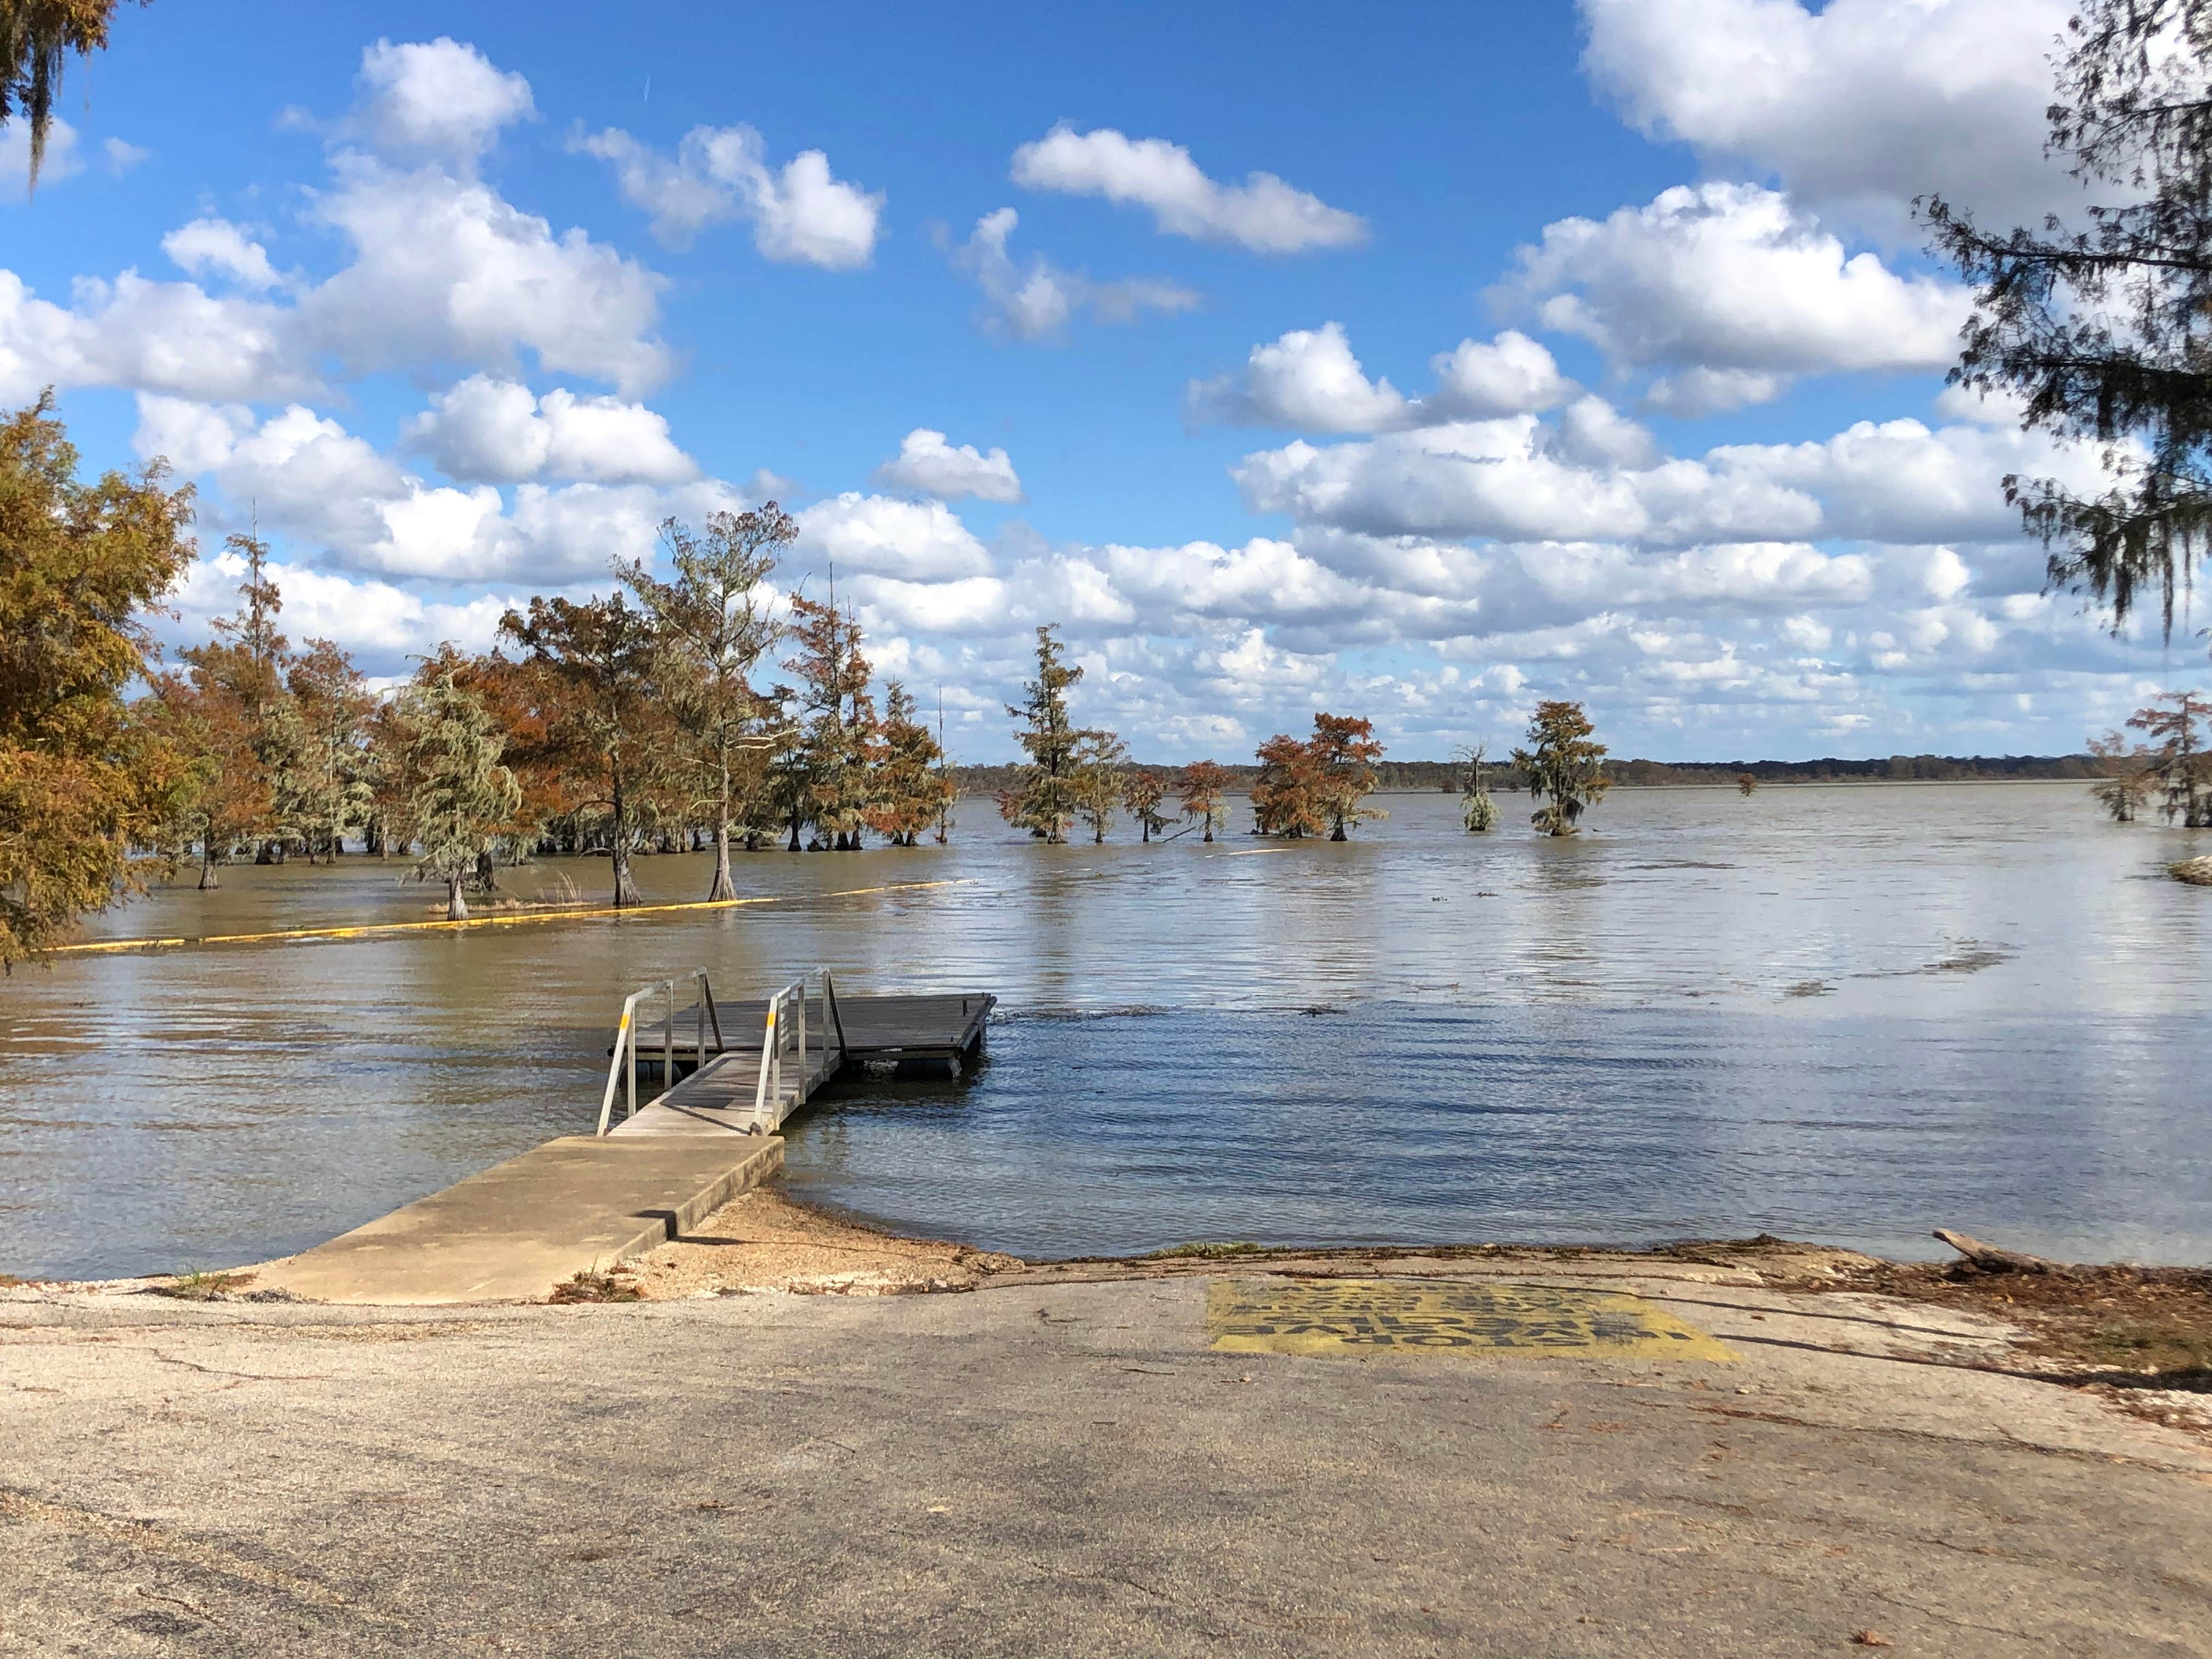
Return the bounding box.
[48,879,976,958]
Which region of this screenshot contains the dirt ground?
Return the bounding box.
[1666,1234,2212,1373]
[560,1188,1025,1300]
[1725,1235,2212,1436]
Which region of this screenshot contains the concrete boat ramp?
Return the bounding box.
[259,971,992,1305]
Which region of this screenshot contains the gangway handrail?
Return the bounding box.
[749,979,801,1130]
[744,969,848,1133]
[823,970,847,1060]
[596,968,722,1136]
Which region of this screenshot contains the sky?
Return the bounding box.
[3,0,2204,763]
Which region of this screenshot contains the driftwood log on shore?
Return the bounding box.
[1933,1229,2073,1275]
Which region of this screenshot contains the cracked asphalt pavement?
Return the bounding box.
[3,1264,2209,1656]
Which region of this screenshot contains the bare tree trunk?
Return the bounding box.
[708,752,736,901]
[609,765,643,907]
[198,826,219,890]
[709,818,735,899]
[446,875,469,921]
[474,848,499,894]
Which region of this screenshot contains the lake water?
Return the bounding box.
[3,783,2208,1279]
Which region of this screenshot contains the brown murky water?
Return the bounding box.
[3,783,2208,1278]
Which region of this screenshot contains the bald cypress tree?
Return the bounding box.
[618,507,791,896]
[1926,1,2212,644]
[0,392,195,961]
[1003,625,1090,843]
[1,1,142,193]
[399,670,521,921]
[498,593,657,905]
[1512,701,1609,837]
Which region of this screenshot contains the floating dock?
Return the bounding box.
[259,972,993,1304]
[607,984,994,1137]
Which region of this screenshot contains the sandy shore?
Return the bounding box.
[613,1188,1024,1298]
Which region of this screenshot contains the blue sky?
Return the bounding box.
[4,0,2201,761]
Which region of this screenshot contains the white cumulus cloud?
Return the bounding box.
[1190,324,1576,432]
[1189,322,1409,432]
[301,156,672,394]
[794,493,994,582]
[870,428,1024,503]
[402,375,697,485]
[131,398,710,584]
[1579,0,2077,232]
[161,219,283,291]
[577,123,883,268]
[166,553,521,670]
[3,132,672,404]
[353,37,535,169]
[1429,331,1578,419]
[0,269,308,405]
[949,208,1199,341]
[1499,183,1967,410]
[1703,417,2115,547]
[1011,125,1367,252]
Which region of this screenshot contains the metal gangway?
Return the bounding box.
[595,968,847,1137]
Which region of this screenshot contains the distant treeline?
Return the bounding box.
[1607,753,2115,785]
[952,753,2117,796]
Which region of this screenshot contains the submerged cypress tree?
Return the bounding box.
[1003,625,1090,844]
[1512,701,1610,837]
[1458,743,1499,832]
[401,671,521,921]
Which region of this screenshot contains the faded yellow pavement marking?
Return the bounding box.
[1205,1278,1736,1361]
[47,879,975,957]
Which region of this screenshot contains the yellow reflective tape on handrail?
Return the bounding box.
[44,878,978,957]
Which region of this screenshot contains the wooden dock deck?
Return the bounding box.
[609,989,994,1139]
[633,992,995,1065]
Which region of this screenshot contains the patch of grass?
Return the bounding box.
[2033,1313,2212,1379]
[151,1269,254,1301]
[548,1266,642,1304]
[1791,1257,2212,1390]
[1142,1241,1264,1261]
